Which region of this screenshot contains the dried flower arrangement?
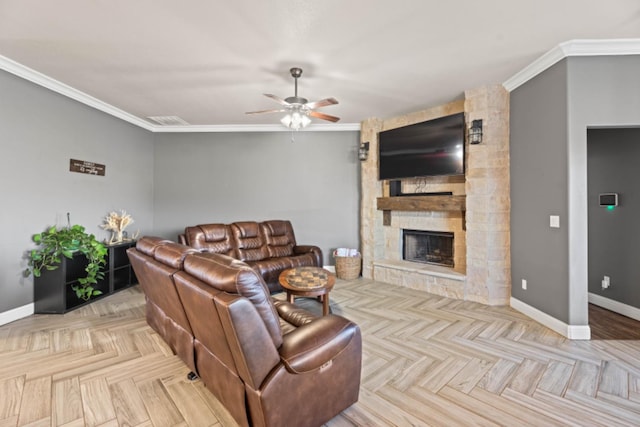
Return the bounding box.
[100,210,138,244]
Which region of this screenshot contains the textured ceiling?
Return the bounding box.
[1,0,639,128]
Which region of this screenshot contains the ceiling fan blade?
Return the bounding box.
[264,93,291,106]
[245,108,286,115]
[305,97,339,110]
[309,111,340,123]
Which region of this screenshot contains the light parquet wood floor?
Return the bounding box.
[1,279,640,426]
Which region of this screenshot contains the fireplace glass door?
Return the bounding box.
[403,230,454,267]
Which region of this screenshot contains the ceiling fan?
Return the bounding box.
[246,67,340,129]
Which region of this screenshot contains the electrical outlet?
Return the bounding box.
[602,275,610,290]
[522,279,527,290]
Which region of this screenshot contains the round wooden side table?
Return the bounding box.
[278,266,336,316]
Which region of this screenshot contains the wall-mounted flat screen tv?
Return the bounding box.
[378,112,465,180]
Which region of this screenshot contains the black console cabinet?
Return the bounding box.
[34,241,137,314]
[109,241,137,293]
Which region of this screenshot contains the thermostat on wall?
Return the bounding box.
[599,193,618,207]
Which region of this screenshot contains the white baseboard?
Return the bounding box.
[589,293,640,322]
[324,265,336,273]
[0,303,34,326]
[510,297,591,340]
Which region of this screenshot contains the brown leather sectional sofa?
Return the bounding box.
[179,220,322,293]
[128,236,362,427]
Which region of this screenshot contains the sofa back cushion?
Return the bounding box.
[261,220,296,258]
[230,221,269,262]
[135,236,172,257]
[183,252,283,348]
[184,224,235,257]
[154,242,199,269]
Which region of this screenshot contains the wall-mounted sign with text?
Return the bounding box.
[69,159,106,176]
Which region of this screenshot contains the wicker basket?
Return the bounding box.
[334,255,362,280]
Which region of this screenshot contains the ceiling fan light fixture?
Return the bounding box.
[246,67,339,127]
[281,109,311,130]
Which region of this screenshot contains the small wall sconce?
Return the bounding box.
[468,119,483,144]
[359,142,370,161]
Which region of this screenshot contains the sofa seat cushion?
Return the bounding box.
[245,257,295,292]
[285,253,319,268]
[247,253,321,293]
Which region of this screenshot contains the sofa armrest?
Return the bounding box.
[279,315,359,373]
[293,245,323,267]
[272,299,317,327]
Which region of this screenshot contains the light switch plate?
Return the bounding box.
[550,215,560,228]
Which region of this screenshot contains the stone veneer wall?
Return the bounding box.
[359,85,511,305]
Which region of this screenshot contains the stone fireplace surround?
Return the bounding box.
[359,85,511,306]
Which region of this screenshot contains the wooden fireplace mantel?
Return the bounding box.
[376,195,466,212]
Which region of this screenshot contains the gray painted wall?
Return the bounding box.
[566,55,640,324]
[0,65,360,316]
[587,128,640,308]
[0,69,155,313]
[510,60,570,322]
[511,55,640,326]
[152,131,361,264]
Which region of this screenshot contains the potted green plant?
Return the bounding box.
[25,223,108,302]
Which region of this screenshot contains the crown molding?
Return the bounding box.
[0,55,360,133]
[150,123,361,132]
[503,38,640,92]
[0,55,156,131]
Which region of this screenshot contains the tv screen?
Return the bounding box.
[378,112,465,180]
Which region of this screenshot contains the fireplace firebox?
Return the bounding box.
[403,229,454,267]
